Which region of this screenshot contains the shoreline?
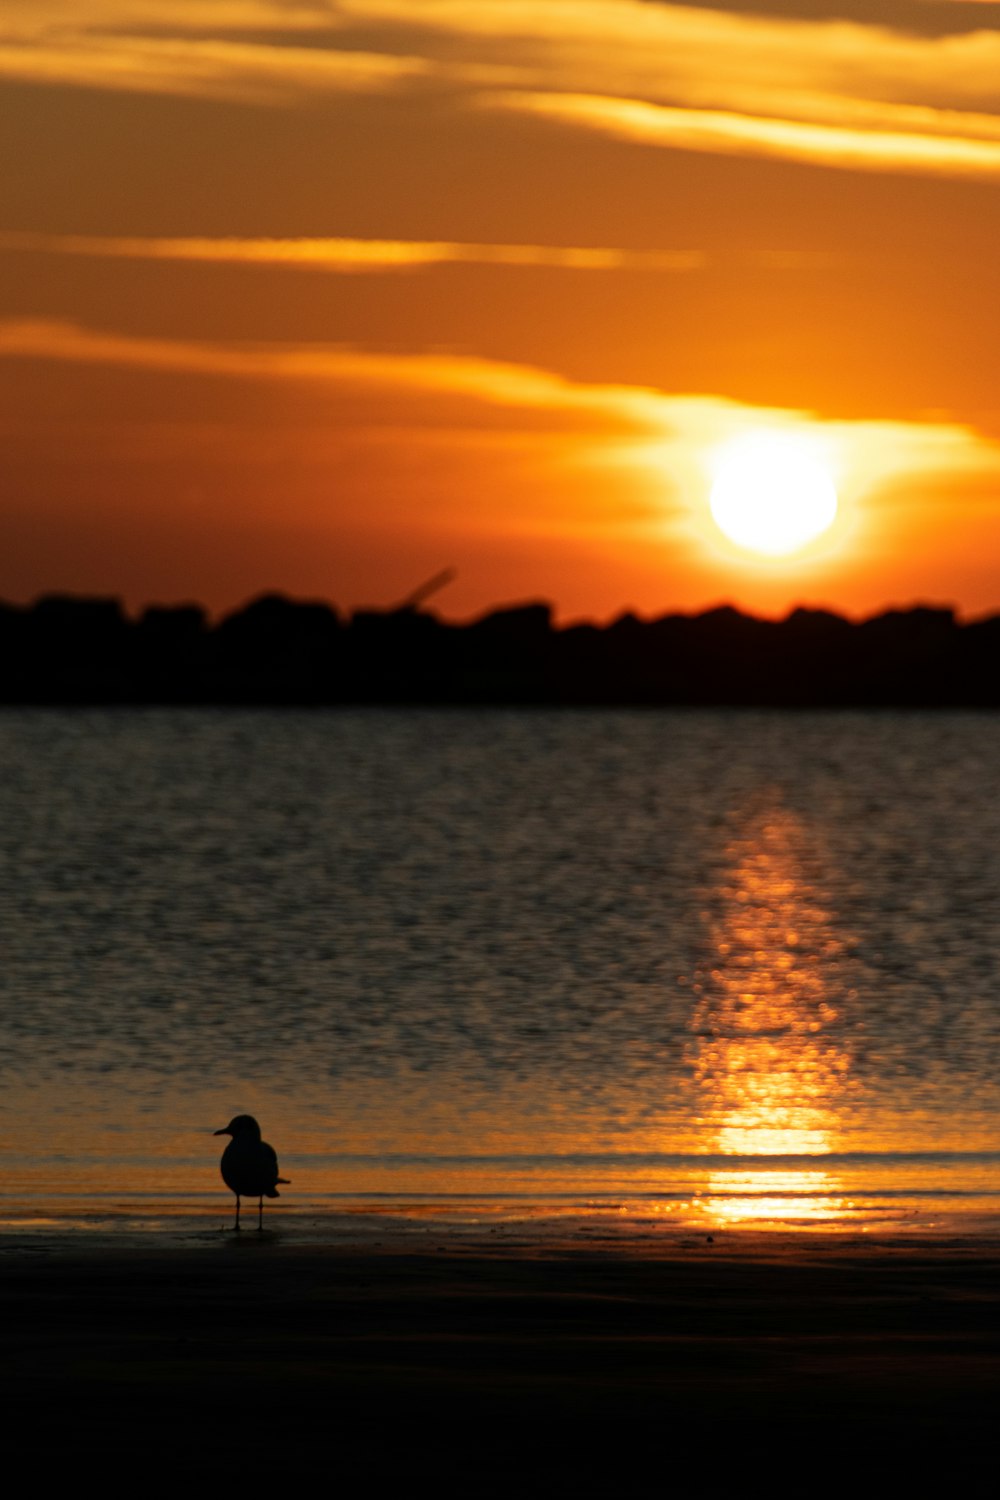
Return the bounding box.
[8,1228,1000,1483]
[5,1190,1000,1250]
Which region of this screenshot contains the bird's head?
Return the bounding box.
[214,1114,261,1139]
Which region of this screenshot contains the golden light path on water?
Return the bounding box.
[689,804,857,1226]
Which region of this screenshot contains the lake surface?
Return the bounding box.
[1,707,998,1238]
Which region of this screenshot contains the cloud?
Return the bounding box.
[5,2,1000,181]
[0,230,705,275]
[0,317,673,430]
[344,1,1000,179]
[0,29,423,104]
[338,0,1000,108]
[614,0,1000,36]
[491,90,1000,179]
[6,2,1000,120]
[3,318,999,505]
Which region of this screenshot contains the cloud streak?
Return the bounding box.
[339,0,1000,108]
[2,317,998,499]
[493,90,1000,180]
[0,30,423,104]
[0,318,673,430]
[0,230,704,275]
[348,1,1000,180]
[5,2,1000,180]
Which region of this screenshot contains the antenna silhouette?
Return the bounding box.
[392,568,456,612]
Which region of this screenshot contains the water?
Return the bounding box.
[1,707,998,1238]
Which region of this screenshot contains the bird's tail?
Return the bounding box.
[277,1176,290,1184]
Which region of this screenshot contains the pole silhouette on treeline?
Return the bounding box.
[0,589,998,706]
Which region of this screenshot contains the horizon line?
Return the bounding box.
[3,587,996,630]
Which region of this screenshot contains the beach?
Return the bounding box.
[8,1227,1000,1486]
[4,709,999,1486]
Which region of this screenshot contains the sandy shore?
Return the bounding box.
[7,1231,1000,1486]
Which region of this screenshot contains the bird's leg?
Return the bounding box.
[234,1195,241,1232]
[258,1195,263,1232]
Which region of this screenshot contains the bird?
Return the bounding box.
[214,1114,289,1231]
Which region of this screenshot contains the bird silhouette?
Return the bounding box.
[214,1114,289,1231]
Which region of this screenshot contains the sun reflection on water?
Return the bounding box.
[689,803,857,1225]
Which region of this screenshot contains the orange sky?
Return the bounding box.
[3,0,1000,622]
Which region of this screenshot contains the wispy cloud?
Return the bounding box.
[5,2,1000,180]
[0,30,422,104]
[0,318,672,431]
[0,230,704,275]
[2,317,998,503]
[339,0,1000,109]
[345,0,1000,179]
[1,1,334,23]
[492,90,1000,179]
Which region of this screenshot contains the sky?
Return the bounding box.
[3,0,1000,622]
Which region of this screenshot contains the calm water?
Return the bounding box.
[1,707,998,1237]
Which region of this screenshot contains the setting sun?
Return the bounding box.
[709,433,839,558]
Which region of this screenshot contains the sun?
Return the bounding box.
[709,432,838,557]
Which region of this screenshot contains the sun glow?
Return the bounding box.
[709,432,839,557]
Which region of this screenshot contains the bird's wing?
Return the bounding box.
[260,1141,280,1185]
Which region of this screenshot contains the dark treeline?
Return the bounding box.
[1,592,998,706]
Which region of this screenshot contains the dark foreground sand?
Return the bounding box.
[6,1232,1000,1487]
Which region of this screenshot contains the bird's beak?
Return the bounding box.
[213,1128,229,1136]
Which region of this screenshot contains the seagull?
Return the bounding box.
[214,1114,289,1232]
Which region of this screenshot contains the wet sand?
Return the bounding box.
[7,1231,1000,1486]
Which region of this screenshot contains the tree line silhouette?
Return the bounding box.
[0,592,997,706]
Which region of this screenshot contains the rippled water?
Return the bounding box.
[1,707,998,1233]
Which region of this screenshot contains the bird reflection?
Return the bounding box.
[688,802,856,1223]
